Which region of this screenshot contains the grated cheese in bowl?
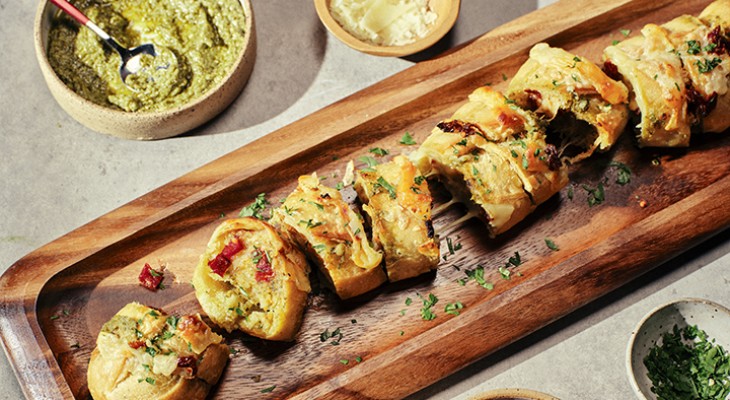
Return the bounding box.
[329,0,438,47]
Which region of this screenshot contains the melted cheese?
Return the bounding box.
[330,0,437,46]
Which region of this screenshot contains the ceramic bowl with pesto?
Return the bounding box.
[34,0,256,140]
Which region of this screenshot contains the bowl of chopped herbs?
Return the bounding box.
[627,298,730,400]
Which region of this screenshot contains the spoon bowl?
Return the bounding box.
[49,0,156,83]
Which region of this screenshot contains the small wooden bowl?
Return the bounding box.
[34,0,256,140]
[468,388,560,400]
[313,0,460,57]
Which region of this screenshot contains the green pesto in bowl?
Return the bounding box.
[47,0,247,112]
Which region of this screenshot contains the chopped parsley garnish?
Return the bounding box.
[405,297,413,306]
[686,40,702,55]
[446,237,462,255]
[335,182,344,190]
[374,176,397,199]
[545,238,559,251]
[498,266,511,280]
[260,385,276,393]
[369,147,389,156]
[620,28,631,37]
[414,175,426,185]
[399,132,417,145]
[582,182,605,207]
[239,193,269,219]
[235,307,244,316]
[609,161,632,185]
[461,265,493,290]
[50,315,60,320]
[312,244,327,253]
[146,347,157,357]
[319,327,343,345]
[165,315,180,331]
[644,324,730,400]
[418,293,438,321]
[308,201,324,211]
[501,73,508,81]
[358,156,379,169]
[697,57,722,73]
[355,356,362,363]
[298,219,323,229]
[444,302,464,316]
[612,39,620,46]
[508,251,522,267]
[145,377,156,385]
[340,359,349,365]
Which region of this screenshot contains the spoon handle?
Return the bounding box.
[49,0,112,41]
[49,0,89,25]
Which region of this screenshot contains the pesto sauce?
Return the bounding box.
[47,0,246,112]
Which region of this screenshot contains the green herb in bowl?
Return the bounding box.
[644,324,730,400]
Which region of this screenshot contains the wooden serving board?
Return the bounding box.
[3,0,730,398]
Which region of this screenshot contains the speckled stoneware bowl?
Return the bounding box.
[627,298,730,400]
[34,0,256,140]
[468,388,560,400]
[314,0,460,57]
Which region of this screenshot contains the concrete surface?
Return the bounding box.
[2,0,729,399]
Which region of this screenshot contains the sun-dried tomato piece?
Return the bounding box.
[523,89,543,111]
[138,263,164,291]
[208,238,244,277]
[254,251,274,283]
[220,238,244,259]
[603,61,622,81]
[208,254,231,276]
[437,120,486,138]
[177,355,198,376]
[707,26,729,55]
[686,84,718,119]
[128,340,146,349]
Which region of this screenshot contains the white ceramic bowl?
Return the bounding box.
[627,298,730,400]
[34,0,256,140]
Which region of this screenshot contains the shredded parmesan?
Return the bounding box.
[330,0,437,47]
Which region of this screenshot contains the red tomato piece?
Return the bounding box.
[138,263,164,291]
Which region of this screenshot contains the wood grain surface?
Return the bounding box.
[2,0,729,399]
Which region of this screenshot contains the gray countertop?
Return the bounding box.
[1,1,729,399]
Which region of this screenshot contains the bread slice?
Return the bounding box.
[192,217,310,341]
[272,173,386,299]
[87,302,228,400]
[354,155,439,281]
[412,87,568,236]
[508,43,629,161]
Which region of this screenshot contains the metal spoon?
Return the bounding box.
[49,0,156,82]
